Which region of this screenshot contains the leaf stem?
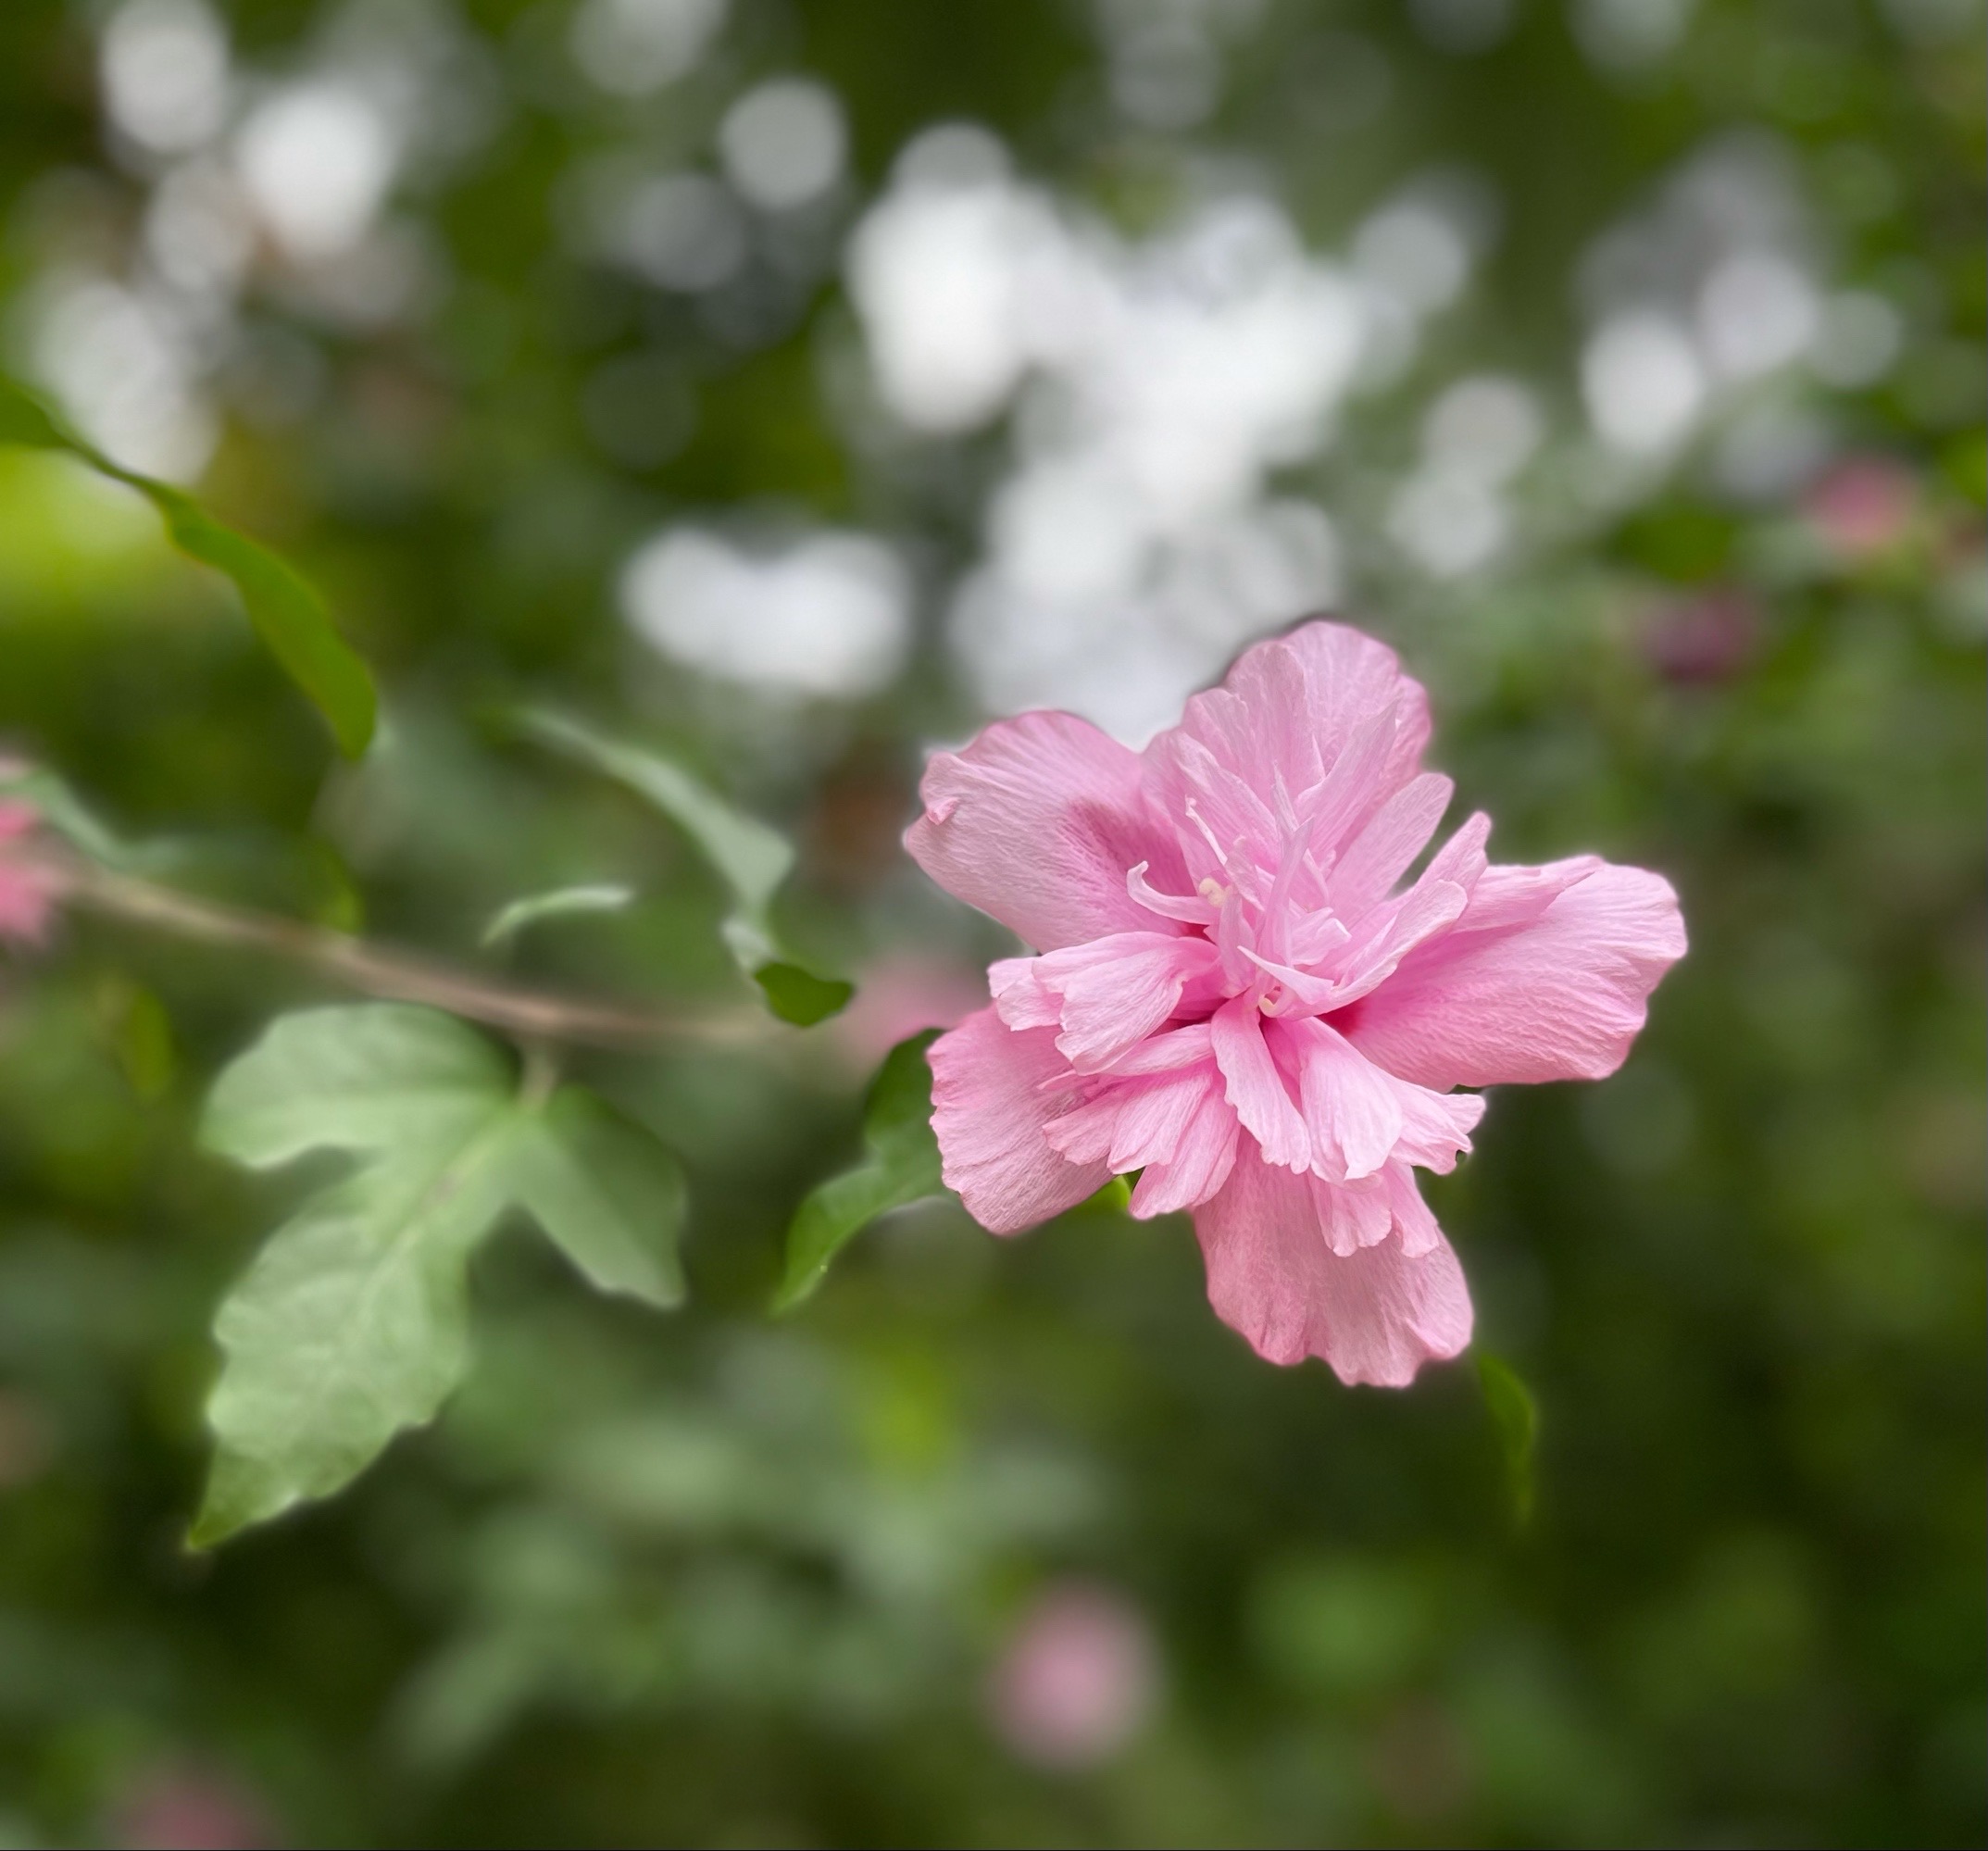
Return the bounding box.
[50,855,772,1052]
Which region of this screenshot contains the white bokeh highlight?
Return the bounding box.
[569,0,728,97]
[235,81,399,261]
[844,129,1481,739]
[101,0,231,155]
[621,528,913,701]
[719,79,847,212]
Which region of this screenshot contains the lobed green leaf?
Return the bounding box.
[194,1005,686,1545]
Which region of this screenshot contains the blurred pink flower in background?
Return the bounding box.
[1643,588,1759,685]
[0,801,60,945]
[1804,456,1917,559]
[111,1760,277,1850]
[988,1581,1157,1769]
[906,621,1686,1384]
[829,952,983,1069]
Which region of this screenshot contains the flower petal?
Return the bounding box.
[1044,1062,1217,1172]
[1211,995,1310,1171]
[1328,772,1454,919]
[1193,1144,1473,1383]
[1390,1082,1484,1174]
[1343,861,1687,1087]
[929,1006,1108,1233]
[988,957,1060,1030]
[1107,1021,1215,1074]
[1384,1163,1444,1257]
[906,711,1186,952]
[1160,622,1432,824]
[1314,1169,1394,1256]
[1021,932,1221,1072]
[1282,1017,1405,1182]
[1128,1082,1241,1217]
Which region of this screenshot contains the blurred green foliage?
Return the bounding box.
[0,0,1982,1845]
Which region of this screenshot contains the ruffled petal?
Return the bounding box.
[1044,1062,1216,1172]
[987,957,1061,1030]
[1012,932,1221,1072]
[1384,1163,1444,1257]
[1327,772,1455,919]
[1314,1169,1394,1256]
[1156,622,1432,823]
[1342,860,1687,1088]
[1282,1016,1404,1182]
[1128,1082,1241,1217]
[1211,995,1310,1171]
[1389,1082,1484,1174]
[1192,1144,1474,1384]
[906,711,1187,952]
[928,1006,1108,1233]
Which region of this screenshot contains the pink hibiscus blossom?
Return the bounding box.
[906,621,1685,1385]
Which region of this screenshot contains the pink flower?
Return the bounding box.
[988,1581,1157,1768]
[0,802,59,945]
[906,621,1685,1384]
[1804,456,1917,559]
[110,1759,276,1849]
[1642,589,1757,686]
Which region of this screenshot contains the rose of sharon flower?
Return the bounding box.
[906,621,1685,1385]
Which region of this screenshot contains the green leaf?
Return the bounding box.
[481,882,635,947]
[0,378,66,448]
[519,709,789,914]
[0,373,376,757]
[204,1004,511,1169]
[773,1030,944,1313]
[518,708,850,1023]
[752,961,856,1027]
[193,1004,685,1545]
[108,982,177,1102]
[506,1087,686,1307]
[1079,1175,1134,1213]
[1476,1351,1539,1528]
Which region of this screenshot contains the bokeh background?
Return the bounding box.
[0,0,1982,1844]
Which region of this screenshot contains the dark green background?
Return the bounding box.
[0,0,1981,1844]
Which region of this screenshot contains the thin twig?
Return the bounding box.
[52,856,771,1052]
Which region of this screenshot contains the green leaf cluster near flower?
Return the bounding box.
[194,1006,683,1545]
